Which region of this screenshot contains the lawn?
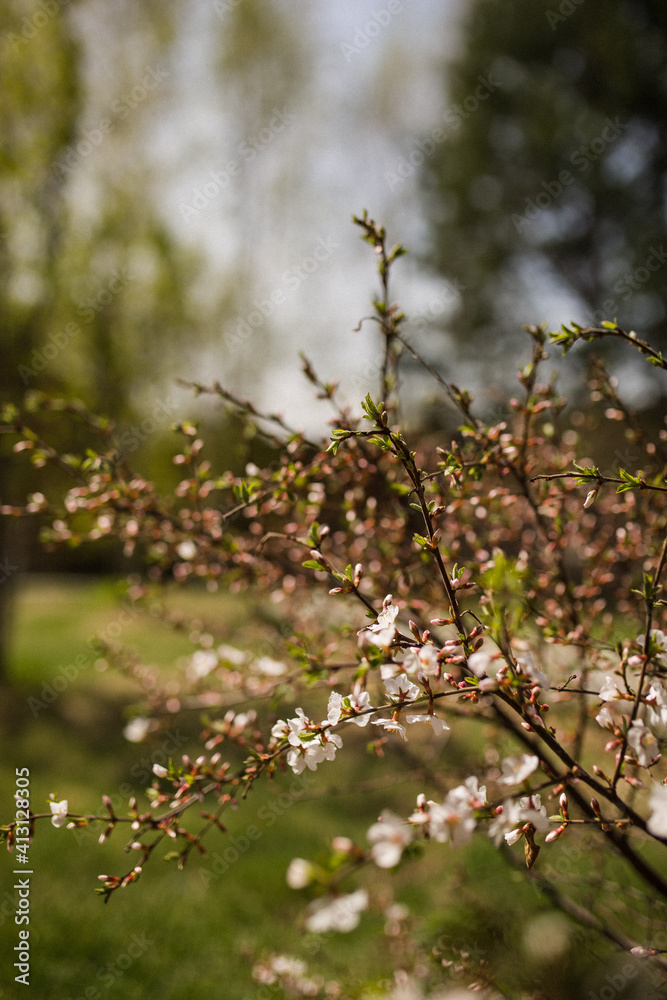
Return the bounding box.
[0,576,659,999]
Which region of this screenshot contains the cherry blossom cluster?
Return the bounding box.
[2,214,667,991]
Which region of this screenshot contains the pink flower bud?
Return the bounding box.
[545,824,566,843]
[331,836,354,853]
[583,488,598,509]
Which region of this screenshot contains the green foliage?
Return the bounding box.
[422,0,667,361]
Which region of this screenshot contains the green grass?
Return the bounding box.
[6,574,255,686]
[1,576,660,998]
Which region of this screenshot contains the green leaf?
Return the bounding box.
[307,522,320,547]
[388,242,408,261]
[233,480,250,503]
[572,462,600,480]
[368,435,391,450]
[616,468,642,493]
[361,394,385,423]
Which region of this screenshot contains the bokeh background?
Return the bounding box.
[2,1,667,997]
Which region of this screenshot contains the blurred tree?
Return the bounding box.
[0,0,207,680]
[211,0,315,351]
[420,0,667,370]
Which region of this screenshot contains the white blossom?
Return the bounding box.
[347,689,373,726]
[489,794,549,846]
[217,643,246,666]
[497,754,539,786]
[599,675,623,701]
[255,656,287,676]
[647,783,667,838]
[252,953,319,995]
[372,717,408,741]
[49,799,69,828]
[367,809,413,868]
[403,645,439,676]
[270,719,290,741]
[286,858,315,889]
[285,711,343,774]
[467,649,493,677]
[405,713,450,735]
[627,719,660,767]
[638,629,667,667]
[423,777,487,849]
[380,662,399,681]
[188,649,218,679]
[595,706,616,730]
[328,689,374,727]
[369,599,399,632]
[646,680,667,730]
[304,889,368,933]
[123,716,151,743]
[327,691,344,726]
[287,708,310,746]
[384,674,421,701]
[360,597,400,650]
[267,954,308,980]
[364,627,397,651]
[176,540,196,561]
[459,775,487,805]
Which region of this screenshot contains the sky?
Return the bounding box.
[74,0,469,430]
[70,0,659,429]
